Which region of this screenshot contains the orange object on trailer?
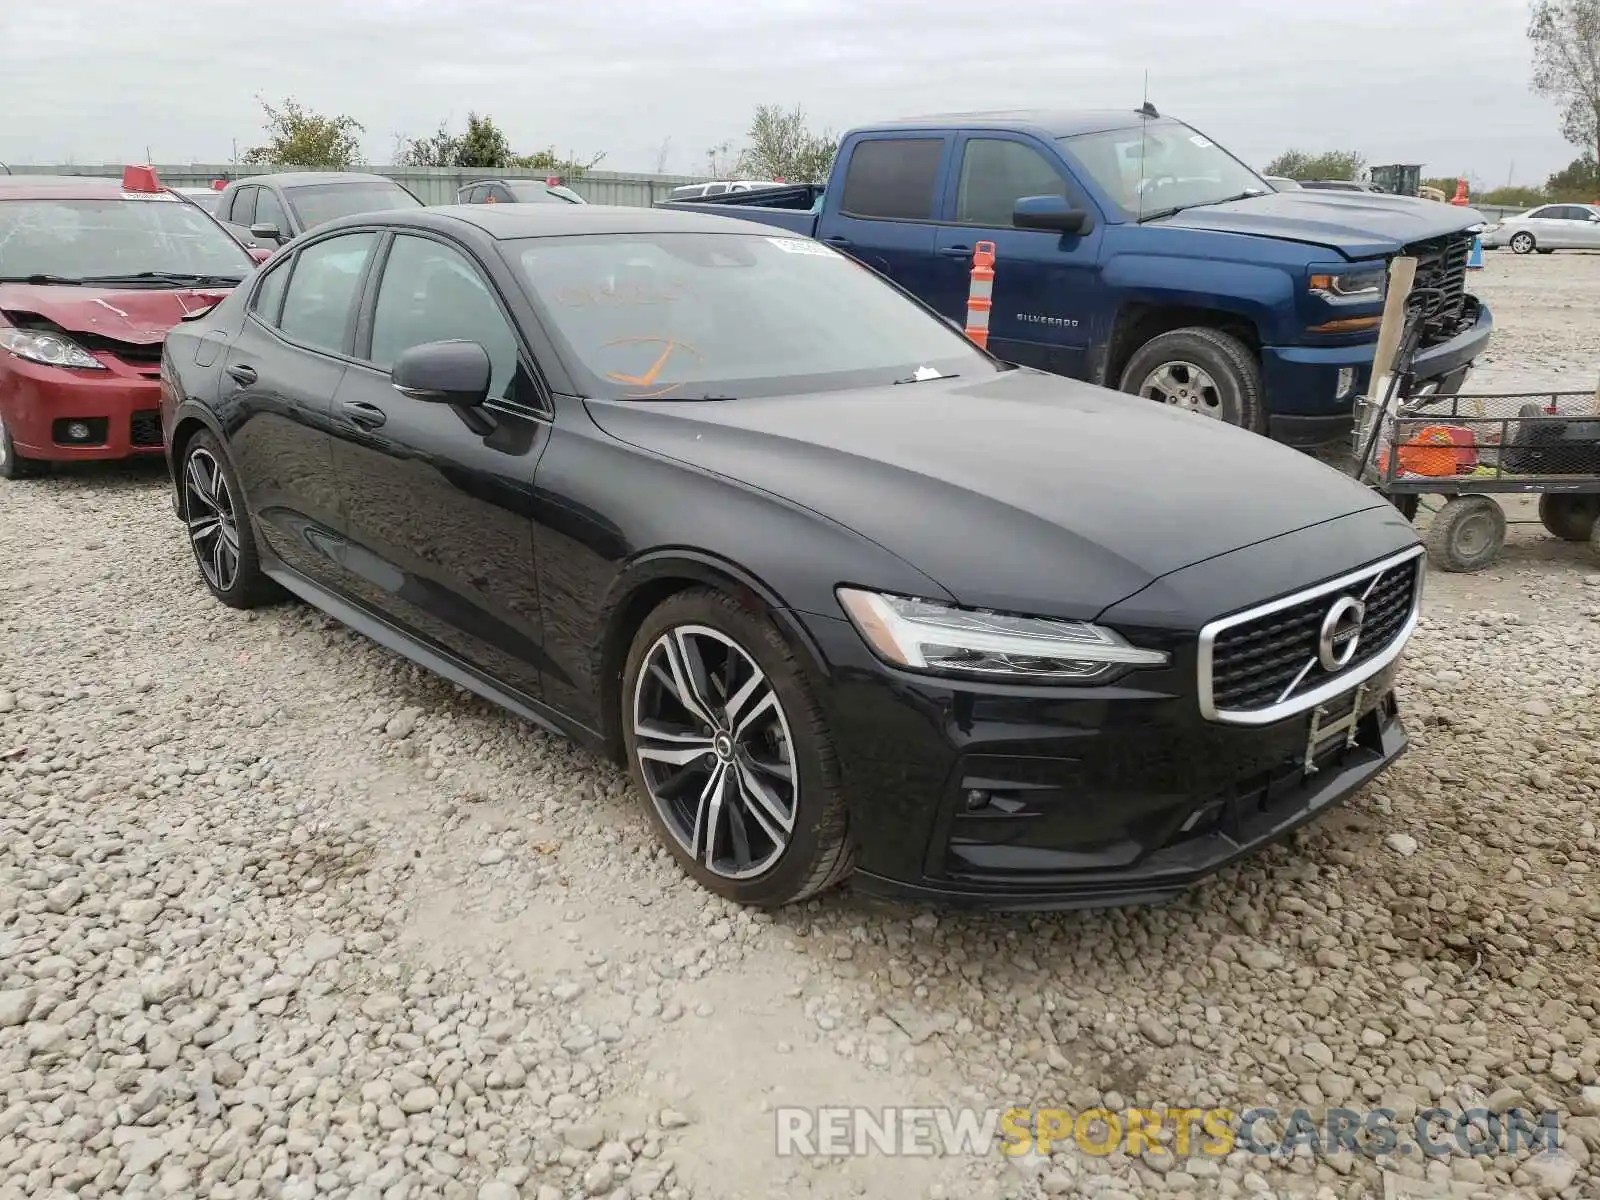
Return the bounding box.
[964,241,996,349]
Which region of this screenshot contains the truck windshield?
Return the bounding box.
[0,196,255,282]
[1062,121,1269,220]
[505,232,995,400]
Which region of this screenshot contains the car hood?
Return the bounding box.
[1152,191,1486,259]
[584,369,1391,619]
[0,283,235,345]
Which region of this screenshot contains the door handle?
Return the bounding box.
[225,364,257,386]
[822,235,853,248]
[938,245,974,259]
[341,400,387,430]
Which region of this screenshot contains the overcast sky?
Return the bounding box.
[0,0,1575,188]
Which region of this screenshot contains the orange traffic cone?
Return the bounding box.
[1449,179,1469,206]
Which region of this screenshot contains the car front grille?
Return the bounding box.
[1199,547,1423,724]
[1405,231,1472,342]
[130,410,163,447]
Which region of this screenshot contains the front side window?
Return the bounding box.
[277,232,377,353]
[955,139,1068,226]
[369,235,519,399]
[1062,121,1268,219]
[255,188,289,233]
[840,138,944,221]
[283,182,421,230]
[0,196,256,282]
[506,231,997,401]
[230,188,258,227]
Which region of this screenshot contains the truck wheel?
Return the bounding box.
[1424,495,1505,572]
[1509,231,1535,254]
[1118,327,1264,433]
[1538,493,1600,542]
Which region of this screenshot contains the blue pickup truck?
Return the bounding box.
[661,107,1493,446]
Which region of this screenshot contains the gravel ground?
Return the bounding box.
[3,252,1600,1200]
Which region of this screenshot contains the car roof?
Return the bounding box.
[225,172,399,188]
[0,174,157,200]
[317,203,806,241]
[858,109,1166,139]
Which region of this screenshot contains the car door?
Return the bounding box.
[929,132,1105,377]
[220,231,378,584]
[827,134,949,300]
[220,185,258,246]
[1524,206,1563,247]
[1578,206,1600,248]
[326,230,551,698]
[1554,205,1600,248]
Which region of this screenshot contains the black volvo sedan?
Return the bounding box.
[159,203,1424,910]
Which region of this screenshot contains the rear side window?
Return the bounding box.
[840,139,944,221]
[251,258,291,325]
[278,232,377,353]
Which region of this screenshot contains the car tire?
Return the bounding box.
[1538,493,1600,542]
[0,411,44,480]
[1509,232,1536,254]
[1118,326,1265,433]
[1537,248,1555,255]
[1424,495,1505,572]
[180,430,283,609]
[621,587,856,908]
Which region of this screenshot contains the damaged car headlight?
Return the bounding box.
[0,328,106,370]
[836,588,1169,683]
[1308,265,1387,304]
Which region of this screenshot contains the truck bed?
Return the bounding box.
[655,183,822,236]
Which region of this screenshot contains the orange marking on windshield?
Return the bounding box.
[607,340,676,388]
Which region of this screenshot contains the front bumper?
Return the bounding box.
[803,613,1409,913]
[1262,297,1494,447]
[1,355,165,461]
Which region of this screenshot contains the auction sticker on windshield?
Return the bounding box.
[766,237,838,257]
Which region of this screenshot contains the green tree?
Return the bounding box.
[1263,149,1367,181]
[1529,0,1600,172]
[398,121,461,167]
[243,96,364,169]
[456,113,515,169]
[1544,153,1600,198]
[511,147,607,180]
[737,104,838,182]
[1480,184,1550,207]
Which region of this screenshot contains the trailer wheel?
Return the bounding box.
[1424,495,1505,572]
[1539,493,1600,542]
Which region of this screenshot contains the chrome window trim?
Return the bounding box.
[1197,545,1425,726]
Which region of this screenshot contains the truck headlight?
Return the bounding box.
[837,588,1169,682]
[1309,267,1387,303]
[0,328,106,370]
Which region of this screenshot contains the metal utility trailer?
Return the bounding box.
[1351,289,1600,572]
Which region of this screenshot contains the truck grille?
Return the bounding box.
[1405,231,1472,342]
[1199,548,1423,724]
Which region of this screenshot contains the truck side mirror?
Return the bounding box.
[1012,195,1092,235]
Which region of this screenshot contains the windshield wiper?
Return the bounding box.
[0,274,86,285]
[79,271,246,287]
[1138,190,1268,223]
[893,371,958,385]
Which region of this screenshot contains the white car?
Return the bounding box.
[1481,203,1600,254]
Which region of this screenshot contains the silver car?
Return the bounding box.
[1482,203,1600,254]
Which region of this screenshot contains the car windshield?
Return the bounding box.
[506,232,996,400]
[1062,120,1269,220]
[284,182,421,229]
[508,182,581,204]
[0,196,255,282]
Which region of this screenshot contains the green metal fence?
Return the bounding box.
[4,163,716,208]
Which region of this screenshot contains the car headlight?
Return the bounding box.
[836,588,1169,682]
[0,328,105,370]
[1308,266,1387,304]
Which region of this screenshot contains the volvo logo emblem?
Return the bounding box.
[1318,596,1366,672]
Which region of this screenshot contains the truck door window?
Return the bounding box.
[840,138,944,221]
[231,187,258,228]
[955,139,1068,226]
[255,188,289,233]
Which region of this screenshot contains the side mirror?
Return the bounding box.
[1012,194,1092,235]
[247,247,273,264]
[249,222,282,244]
[392,340,492,407]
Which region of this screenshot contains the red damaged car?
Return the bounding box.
[0,167,260,478]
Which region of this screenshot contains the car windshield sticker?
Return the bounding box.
[767,237,837,257]
[121,192,179,202]
[1189,135,1213,148]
